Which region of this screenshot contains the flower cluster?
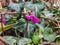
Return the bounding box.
[26,10,41,24]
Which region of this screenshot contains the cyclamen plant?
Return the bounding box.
[0,0,60,45]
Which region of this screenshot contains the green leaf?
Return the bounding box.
[32,34,40,44]
[27,23,34,38]
[8,2,24,13]
[7,18,15,25]
[43,9,53,18]
[18,38,32,45]
[39,28,43,35]
[7,2,24,20]
[0,23,15,32]
[4,36,16,45]
[14,18,26,32]
[44,34,56,42]
[5,14,12,21]
[43,27,56,42]
[5,14,16,25]
[15,20,34,38]
[44,28,53,34]
[24,1,45,18]
[56,35,60,45]
[51,7,59,16]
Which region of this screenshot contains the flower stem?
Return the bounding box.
[26,21,28,31]
[24,20,28,37]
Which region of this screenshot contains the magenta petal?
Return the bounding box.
[31,16,40,24]
[2,15,6,25]
[26,15,31,21]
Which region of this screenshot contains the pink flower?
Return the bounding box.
[25,10,41,24]
[31,16,40,24]
[26,15,31,21]
[2,15,6,25]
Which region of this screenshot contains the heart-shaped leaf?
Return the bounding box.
[18,38,32,45]
[4,36,16,45]
[43,27,56,42]
[24,1,45,18]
